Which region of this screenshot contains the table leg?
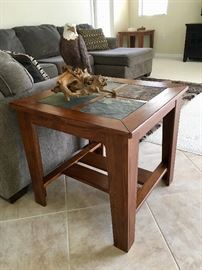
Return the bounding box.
[130,36,136,47]
[17,111,46,206]
[162,100,182,186]
[105,134,139,252]
[150,32,154,48]
[137,33,144,47]
[118,33,123,47]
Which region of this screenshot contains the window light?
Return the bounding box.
[139,0,168,16]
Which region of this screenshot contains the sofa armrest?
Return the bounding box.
[106,37,117,49]
[0,76,83,200]
[0,96,30,199]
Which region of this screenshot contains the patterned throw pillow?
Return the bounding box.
[5,51,50,83]
[78,28,109,51]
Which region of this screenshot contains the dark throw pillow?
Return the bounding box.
[78,28,109,51]
[6,51,50,83]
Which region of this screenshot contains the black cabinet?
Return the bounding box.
[183,23,202,62]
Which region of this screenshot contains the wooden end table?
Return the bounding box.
[10,78,187,252]
[118,29,155,48]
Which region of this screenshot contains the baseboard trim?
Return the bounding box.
[154,53,183,59]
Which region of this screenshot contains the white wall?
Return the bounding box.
[0,0,129,35]
[129,0,202,55]
[113,0,129,34]
[0,0,93,28]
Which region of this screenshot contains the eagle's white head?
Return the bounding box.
[63,23,78,41]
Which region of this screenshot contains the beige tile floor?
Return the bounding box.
[0,58,202,270]
[0,142,201,270]
[151,57,202,83]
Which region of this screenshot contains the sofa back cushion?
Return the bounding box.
[0,51,33,96]
[14,24,60,59]
[57,24,93,36]
[76,24,93,31]
[57,26,64,36]
[0,29,25,53]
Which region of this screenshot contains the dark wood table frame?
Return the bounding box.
[10,78,187,252]
[118,30,155,48]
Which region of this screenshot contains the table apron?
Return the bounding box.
[28,113,109,143]
[126,99,177,138]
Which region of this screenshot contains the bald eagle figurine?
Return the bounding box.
[60,23,92,73]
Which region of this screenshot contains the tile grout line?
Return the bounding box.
[64,176,71,270]
[67,202,109,213]
[0,209,67,224]
[182,151,202,173]
[0,199,108,224]
[144,142,202,173]
[146,202,181,270]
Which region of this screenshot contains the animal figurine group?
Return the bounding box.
[52,67,108,101]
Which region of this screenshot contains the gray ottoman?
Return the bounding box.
[89,47,153,79]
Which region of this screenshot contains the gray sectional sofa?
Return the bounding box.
[0,23,153,202]
[1,24,153,79]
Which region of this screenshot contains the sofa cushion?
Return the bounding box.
[106,37,117,49]
[76,24,93,31]
[0,51,33,96]
[0,29,25,53]
[39,54,94,75]
[78,28,109,51]
[38,56,66,74]
[57,24,93,36]
[94,58,152,79]
[57,26,64,36]
[7,52,50,83]
[89,48,153,67]
[39,63,59,78]
[14,24,60,59]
